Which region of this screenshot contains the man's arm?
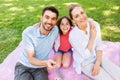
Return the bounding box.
[25,50,56,70]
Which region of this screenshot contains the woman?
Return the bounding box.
[69,4,120,80]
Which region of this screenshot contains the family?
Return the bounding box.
[14,4,120,80]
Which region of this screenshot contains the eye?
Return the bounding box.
[81,11,84,14]
[66,22,70,26]
[75,15,79,18]
[45,15,49,19]
[60,23,64,26]
[52,17,57,21]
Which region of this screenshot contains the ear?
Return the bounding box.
[40,16,42,21]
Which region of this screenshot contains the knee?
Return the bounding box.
[62,63,70,68]
[56,64,61,68]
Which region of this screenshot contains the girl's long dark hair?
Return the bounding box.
[57,16,73,35]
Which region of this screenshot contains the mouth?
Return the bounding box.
[46,23,52,27]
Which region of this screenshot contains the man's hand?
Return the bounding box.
[47,59,56,70]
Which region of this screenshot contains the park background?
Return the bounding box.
[0,0,120,63]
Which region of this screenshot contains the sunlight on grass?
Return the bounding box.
[9,7,23,11]
[87,7,96,11]
[102,26,120,41]
[63,2,79,6]
[112,6,119,10]
[4,0,13,1]
[2,3,13,7]
[103,10,112,16]
[27,6,35,12]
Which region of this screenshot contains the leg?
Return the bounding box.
[62,52,72,68]
[82,63,113,80]
[14,62,33,80]
[101,57,120,80]
[33,68,48,80]
[54,53,62,68]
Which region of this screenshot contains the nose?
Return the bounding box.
[79,15,83,19]
[47,18,52,24]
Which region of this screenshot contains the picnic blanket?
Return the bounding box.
[0,41,120,80]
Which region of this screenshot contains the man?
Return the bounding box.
[14,6,59,80]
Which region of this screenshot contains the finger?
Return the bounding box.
[90,21,94,29]
[50,60,56,65]
[92,71,96,76]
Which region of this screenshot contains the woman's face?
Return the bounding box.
[60,18,71,34]
[71,7,88,25]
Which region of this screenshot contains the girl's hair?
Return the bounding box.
[57,16,73,35]
[69,4,82,19]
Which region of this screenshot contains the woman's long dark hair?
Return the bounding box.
[57,16,73,35]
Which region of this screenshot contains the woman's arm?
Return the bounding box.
[92,50,102,76]
[91,22,103,76]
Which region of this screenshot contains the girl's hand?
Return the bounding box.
[91,63,100,76]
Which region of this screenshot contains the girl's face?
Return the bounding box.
[71,7,88,25]
[60,18,71,34]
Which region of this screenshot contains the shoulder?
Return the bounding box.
[22,26,36,35]
[88,18,100,31]
[69,26,79,37]
[51,25,59,34]
[93,21,101,31]
[53,25,58,31]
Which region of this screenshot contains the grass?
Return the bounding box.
[0,0,120,63]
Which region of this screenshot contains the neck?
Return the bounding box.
[78,22,87,30]
[78,22,87,34]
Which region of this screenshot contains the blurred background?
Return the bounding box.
[0,0,120,63]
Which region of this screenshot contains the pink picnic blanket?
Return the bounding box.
[0,41,120,80]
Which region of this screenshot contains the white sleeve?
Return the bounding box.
[94,22,103,51]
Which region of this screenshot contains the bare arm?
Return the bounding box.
[92,50,102,76]
[95,50,102,66]
[87,20,96,52]
[25,50,56,70]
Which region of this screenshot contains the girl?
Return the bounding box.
[54,16,73,68]
[69,4,120,80]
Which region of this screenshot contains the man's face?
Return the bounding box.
[41,10,57,31]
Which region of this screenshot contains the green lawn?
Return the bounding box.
[0,0,120,63]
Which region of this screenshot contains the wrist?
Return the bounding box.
[95,61,101,66]
[42,60,48,67]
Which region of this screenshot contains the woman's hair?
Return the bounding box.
[57,16,73,35]
[69,4,82,19]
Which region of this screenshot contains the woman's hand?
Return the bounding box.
[90,21,96,40]
[91,63,100,76]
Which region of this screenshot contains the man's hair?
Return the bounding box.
[69,4,81,19]
[42,6,59,18]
